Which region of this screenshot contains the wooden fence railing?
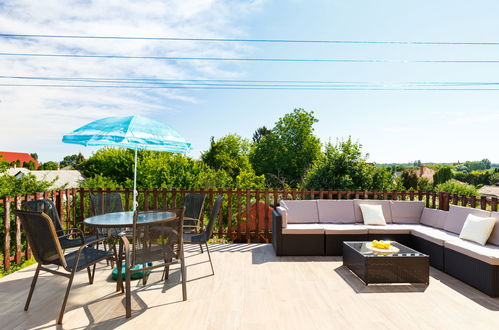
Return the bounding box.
[1,188,498,271]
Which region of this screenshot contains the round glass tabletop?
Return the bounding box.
[83,211,175,228]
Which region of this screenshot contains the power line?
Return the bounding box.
[1,83,498,91]
[1,75,499,87]
[1,52,499,63]
[1,33,499,46]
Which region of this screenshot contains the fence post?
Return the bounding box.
[79,188,85,230]
[245,190,251,243]
[480,196,488,210]
[3,196,11,270]
[227,188,233,241]
[14,195,22,264]
[491,197,498,212]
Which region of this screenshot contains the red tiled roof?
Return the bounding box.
[0,151,39,168]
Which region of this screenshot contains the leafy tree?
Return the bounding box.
[29,153,38,161]
[22,160,36,170]
[0,171,54,197]
[435,180,477,196]
[400,169,418,190]
[201,134,252,180]
[463,159,491,171]
[252,126,270,144]
[39,161,59,170]
[433,166,453,185]
[304,138,393,191]
[417,177,432,191]
[250,108,321,187]
[60,153,85,168]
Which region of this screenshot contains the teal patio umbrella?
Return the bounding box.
[62,115,191,210]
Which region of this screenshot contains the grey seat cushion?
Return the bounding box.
[282,224,324,235]
[280,200,319,224]
[390,201,425,224]
[366,224,420,234]
[420,208,448,229]
[445,239,499,265]
[411,226,458,246]
[320,224,368,235]
[487,212,499,246]
[317,200,355,224]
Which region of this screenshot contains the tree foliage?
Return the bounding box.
[434,180,477,196]
[79,147,264,190]
[433,166,453,185]
[250,108,321,187]
[39,161,59,170]
[60,153,85,168]
[400,169,418,190]
[201,134,252,180]
[304,138,394,191]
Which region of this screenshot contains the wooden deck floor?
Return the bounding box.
[0,244,498,329]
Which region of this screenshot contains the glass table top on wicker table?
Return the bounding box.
[342,241,429,285]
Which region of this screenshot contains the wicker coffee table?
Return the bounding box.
[343,241,429,284]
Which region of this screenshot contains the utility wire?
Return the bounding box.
[1,83,498,91]
[1,75,499,87]
[1,33,499,46]
[1,52,499,63]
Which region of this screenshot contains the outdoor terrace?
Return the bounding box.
[1,243,498,329]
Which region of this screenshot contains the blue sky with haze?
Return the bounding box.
[1,0,498,163]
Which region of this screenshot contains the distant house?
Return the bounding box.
[0,151,39,168]
[478,185,499,198]
[417,166,436,183]
[6,168,84,190]
[394,166,436,183]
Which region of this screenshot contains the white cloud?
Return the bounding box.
[0,0,265,161]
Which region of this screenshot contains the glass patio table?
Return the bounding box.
[84,211,176,292]
[343,241,429,285]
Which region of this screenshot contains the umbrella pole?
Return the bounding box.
[133,149,138,211]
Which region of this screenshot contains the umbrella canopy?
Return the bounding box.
[62,115,191,210]
[62,115,191,153]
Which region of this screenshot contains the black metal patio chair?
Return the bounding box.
[25,199,102,249]
[183,196,223,276]
[119,207,187,318]
[182,193,206,232]
[14,210,114,325]
[90,192,124,215]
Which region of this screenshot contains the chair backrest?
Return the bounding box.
[130,207,185,267]
[13,210,66,267]
[24,199,64,236]
[90,193,124,216]
[203,196,223,241]
[183,193,206,220]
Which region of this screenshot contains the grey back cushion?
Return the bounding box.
[317,200,355,224]
[487,212,499,246]
[280,200,319,224]
[420,208,448,229]
[443,205,491,234]
[390,201,425,224]
[353,199,392,223]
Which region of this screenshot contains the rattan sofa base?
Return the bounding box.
[411,236,445,271]
[444,247,499,297]
[326,234,369,256]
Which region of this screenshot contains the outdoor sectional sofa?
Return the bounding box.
[272,199,499,297]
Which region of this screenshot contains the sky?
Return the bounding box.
[0,0,498,164]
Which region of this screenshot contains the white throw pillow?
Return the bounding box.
[359,204,386,225]
[459,214,496,245]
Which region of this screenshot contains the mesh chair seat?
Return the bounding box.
[183,232,205,244]
[60,234,103,249]
[55,247,113,272]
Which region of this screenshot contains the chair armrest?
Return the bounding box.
[58,228,85,245]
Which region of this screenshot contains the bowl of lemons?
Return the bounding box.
[366,240,400,254]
